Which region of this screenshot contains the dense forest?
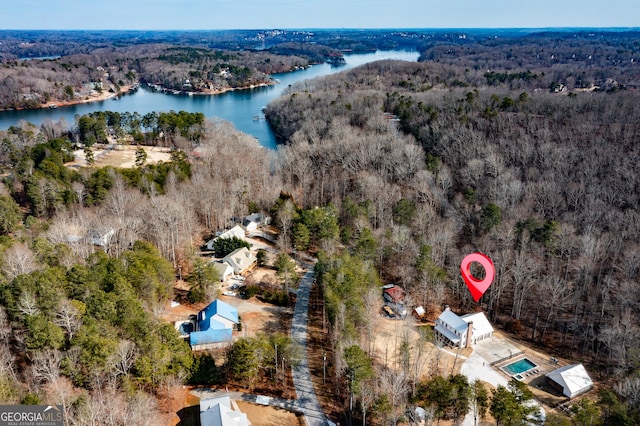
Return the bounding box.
[266,58,640,368]
[0,29,640,425]
[0,43,311,110]
[264,39,640,423]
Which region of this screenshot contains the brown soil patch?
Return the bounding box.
[235,400,303,426]
[66,144,172,169]
[158,384,201,426]
[249,267,278,284]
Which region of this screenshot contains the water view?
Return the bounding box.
[0,50,418,148]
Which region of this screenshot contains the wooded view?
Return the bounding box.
[0,29,639,425]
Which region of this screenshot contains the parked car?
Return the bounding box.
[382,305,396,318]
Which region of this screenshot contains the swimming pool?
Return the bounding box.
[503,358,537,375]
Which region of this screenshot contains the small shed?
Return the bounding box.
[545,364,594,399]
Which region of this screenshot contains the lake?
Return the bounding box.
[0,50,418,149]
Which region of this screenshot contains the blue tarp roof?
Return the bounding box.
[191,299,238,346]
[190,328,233,346]
[198,299,239,330]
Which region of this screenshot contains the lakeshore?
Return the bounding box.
[2,80,279,114]
[0,50,420,148]
[0,84,139,113]
[146,81,276,97]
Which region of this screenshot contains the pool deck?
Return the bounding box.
[462,331,570,395]
[460,333,557,426]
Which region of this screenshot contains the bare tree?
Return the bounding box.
[379,368,410,426]
[107,340,138,379]
[277,199,296,252]
[16,291,40,317]
[32,349,62,385]
[54,299,83,342]
[2,243,38,280]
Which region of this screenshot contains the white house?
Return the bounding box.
[212,261,234,281]
[223,247,257,275]
[461,311,494,344]
[200,396,250,426]
[434,307,494,348]
[242,213,270,232]
[545,364,594,399]
[205,225,246,251]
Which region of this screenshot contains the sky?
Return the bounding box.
[0,0,638,30]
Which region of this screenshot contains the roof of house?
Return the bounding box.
[434,324,461,343]
[206,226,246,249]
[223,247,257,272]
[242,213,262,226]
[190,327,233,346]
[438,308,469,333]
[545,364,593,398]
[383,285,405,302]
[243,212,269,226]
[200,396,250,426]
[212,261,233,276]
[218,225,246,240]
[461,311,494,336]
[199,299,239,328]
[191,299,238,346]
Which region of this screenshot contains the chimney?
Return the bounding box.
[466,321,473,348]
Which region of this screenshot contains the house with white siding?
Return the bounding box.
[434,306,494,348]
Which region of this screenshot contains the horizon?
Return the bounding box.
[2,26,640,32]
[1,0,639,31]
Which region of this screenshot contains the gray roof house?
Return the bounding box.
[200,395,250,426]
[205,225,246,251]
[212,261,234,281]
[222,247,257,275]
[434,307,494,348]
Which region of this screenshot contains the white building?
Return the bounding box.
[222,247,257,275]
[200,396,250,426]
[212,261,234,281]
[205,225,246,251]
[545,364,594,399]
[242,213,270,232]
[434,307,494,348]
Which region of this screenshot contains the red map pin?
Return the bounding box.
[460,252,495,302]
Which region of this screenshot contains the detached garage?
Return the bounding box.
[545,364,594,399]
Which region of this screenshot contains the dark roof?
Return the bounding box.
[383,285,405,302]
